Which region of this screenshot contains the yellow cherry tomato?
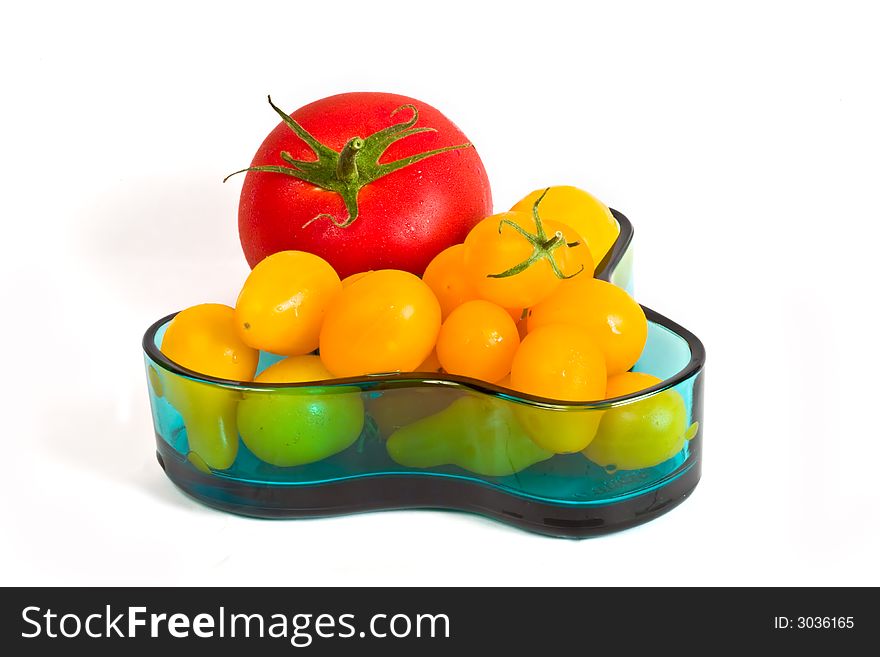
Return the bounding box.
[341,271,372,288]
[527,277,647,375]
[512,186,619,271]
[463,194,593,308]
[235,250,342,356]
[159,304,259,470]
[161,303,259,380]
[585,371,694,470]
[422,244,480,320]
[319,269,441,377]
[255,354,336,383]
[436,300,520,383]
[237,355,365,467]
[509,323,606,453]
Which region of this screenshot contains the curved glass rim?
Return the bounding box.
[142,209,706,410]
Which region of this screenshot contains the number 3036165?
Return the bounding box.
[798,617,854,629]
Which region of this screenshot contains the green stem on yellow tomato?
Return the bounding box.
[487,189,584,281]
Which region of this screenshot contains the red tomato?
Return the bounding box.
[233,93,493,279]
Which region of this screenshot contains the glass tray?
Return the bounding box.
[143,209,705,537]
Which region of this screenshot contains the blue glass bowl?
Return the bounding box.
[143,210,705,538]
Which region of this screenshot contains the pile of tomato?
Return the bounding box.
[162,185,643,395]
[156,92,694,475]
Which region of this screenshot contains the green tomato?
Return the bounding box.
[583,388,694,471]
[237,388,364,467]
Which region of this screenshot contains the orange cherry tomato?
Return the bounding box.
[604,371,662,398]
[422,244,479,320]
[511,324,606,402]
[319,270,441,377]
[254,354,337,383]
[509,323,606,453]
[414,349,443,373]
[527,277,647,375]
[436,300,520,383]
[463,193,593,308]
[512,186,619,271]
[235,250,342,356]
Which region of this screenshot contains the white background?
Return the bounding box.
[2,0,878,586]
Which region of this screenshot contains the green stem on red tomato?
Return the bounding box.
[224,96,471,229]
[336,137,364,183]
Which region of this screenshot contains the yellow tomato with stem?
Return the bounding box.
[512,186,619,271]
[527,277,647,375]
[509,323,606,453]
[319,270,441,377]
[463,190,593,309]
[235,250,342,356]
[436,300,520,383]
